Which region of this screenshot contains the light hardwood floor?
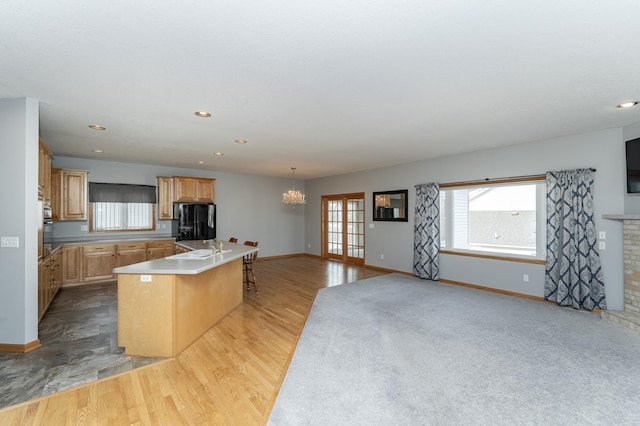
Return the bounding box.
[0,256,387,425]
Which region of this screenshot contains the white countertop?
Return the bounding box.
[113,240,258,275]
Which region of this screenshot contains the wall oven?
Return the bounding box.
[43,206,53,257]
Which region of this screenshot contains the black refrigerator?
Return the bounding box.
[172,202,216,241]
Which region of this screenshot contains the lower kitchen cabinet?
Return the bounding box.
[38,257,50,321]
[38,249,64,322]
[82,244,116,282]
[38,239,176,322]
[148,240,175,260]
[50,250,63,296]
[116,242,148,267]
[174,243,191,254]
[63,245,82,284]
[57,239,176,287]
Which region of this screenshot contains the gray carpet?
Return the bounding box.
[268,274,640,425]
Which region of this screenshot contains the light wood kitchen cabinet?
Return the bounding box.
[37,249,63,322]
[63,245,82,284]
[61,169,88,220]
[174,243,191,254]
[174,176,215,202]
[60,240,176,285]
[50,168,61,221]
[52,168,88,221]
[38,138,52,208]
[157,176,174,219]
[157,176,215,218]
[50,250,63,297]
[38,257,51,321]
[148,240,174,260]
[116,242,148,267]
[82,244,116,282]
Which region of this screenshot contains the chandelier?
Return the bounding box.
[282,167,306,206]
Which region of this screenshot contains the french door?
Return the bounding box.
[321,193,365,265]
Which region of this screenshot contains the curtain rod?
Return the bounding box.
[436,168,597,188]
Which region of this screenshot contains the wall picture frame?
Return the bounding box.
[372,189,408,222]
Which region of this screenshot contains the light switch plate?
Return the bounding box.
[1,237,19,248]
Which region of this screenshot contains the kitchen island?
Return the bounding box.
[113,240,258,358]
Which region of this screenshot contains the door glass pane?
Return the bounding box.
[328,200,342,255]
[347,198,364,259]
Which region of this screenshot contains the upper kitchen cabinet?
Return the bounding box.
[38,137,52,207]
[158,176,216,219]
[174,176,215,202]
[50,168,61,221]
[52,168,89,221]
[157,176,174,220]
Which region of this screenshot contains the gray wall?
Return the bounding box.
[305,127,628,310]
[1,93,635,346]
[0,97,39,345]
[51,157,306,258]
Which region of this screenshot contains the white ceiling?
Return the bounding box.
[2,1,640,179]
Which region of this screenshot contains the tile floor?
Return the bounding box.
[0,281,162,409]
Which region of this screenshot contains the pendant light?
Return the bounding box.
[282,167,306,206]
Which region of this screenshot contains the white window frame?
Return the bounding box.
[90,202,155,233]
[439,177,546,261]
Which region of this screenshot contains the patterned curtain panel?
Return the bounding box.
[545,169,606,310]
[413,183,440,280]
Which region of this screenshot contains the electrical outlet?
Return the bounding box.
[80,225,88,231]
[380,254,384,260]
[140,275,152,282]
[599,241,606,250]
[523,274,529,282]
[599,231,606,240]
[308,243,311,248]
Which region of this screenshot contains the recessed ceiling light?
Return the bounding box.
[93,149,104,153]
[88,124,106,130]
[617,101,638,109]
[235,139,247,144]
[197,161,205,164]
[213,152,224,157]
[194,111,212,118]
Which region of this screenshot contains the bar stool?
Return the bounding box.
[243,241,258,293]
[229,237,238,243]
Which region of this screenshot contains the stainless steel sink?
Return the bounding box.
[167,248,231,259]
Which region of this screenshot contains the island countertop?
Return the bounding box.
[116,239,254,357]
[113,240,258,275]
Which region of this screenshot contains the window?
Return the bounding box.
[89,182,157,233]
[440,178,546,259]
[92,202,154,232]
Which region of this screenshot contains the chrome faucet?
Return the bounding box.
[211,239,224,254]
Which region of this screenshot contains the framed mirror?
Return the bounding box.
[373,189,408,222]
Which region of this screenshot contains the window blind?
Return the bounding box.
[89,183,157,203]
